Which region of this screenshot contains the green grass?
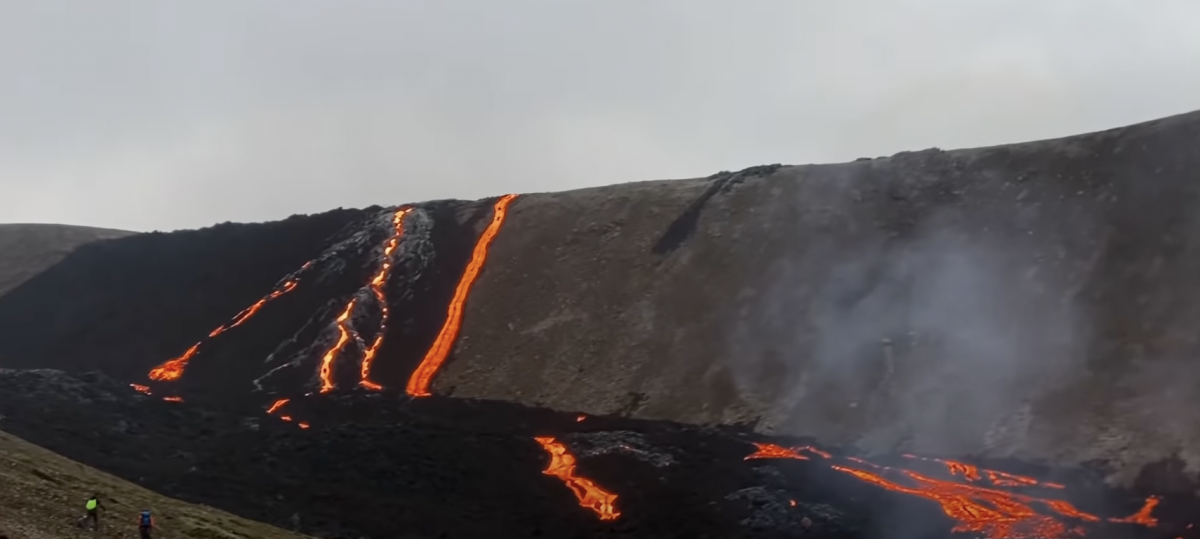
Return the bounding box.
[0,429,312,539]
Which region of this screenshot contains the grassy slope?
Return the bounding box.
[0,429,311,539]
[0,224,134,298]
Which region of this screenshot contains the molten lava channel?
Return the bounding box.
[311,207,415,393]
[406,194,518,397]
[266,398,289,414]
[747,444,1163,539]
[534,436,620,521]
[147,260,315,382]
[359,208,413,390]
[318,298,358,393]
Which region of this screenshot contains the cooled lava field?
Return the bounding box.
[3,111,1200,538]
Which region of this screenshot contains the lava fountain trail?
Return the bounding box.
[407,194,518,397]
[745,443,1162,539]
[534,436,621,521]
[359,208,413,390]
[147,260,315,382]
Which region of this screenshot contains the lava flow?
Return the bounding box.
[746,443,1161,539]
[148,260,314,382]
[406,194,518,397]
[130,383,151,396]
[318,299,358,393]
[266,398,289,414]
[744,443,809,461]
[359,207,413,390]
[904,454,1061,489]
[534,436,620,521]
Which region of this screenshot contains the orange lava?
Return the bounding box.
[130,384,151,395]
[832,465,1088,539]
[266,398,289,414]
[1109,496,1160,527]
[534,436,620,521]
[318,298,357,393]
[744,443,808,461]
[148,343,200,382]
[576,415,587,422]
[789,499,797,507]
[745,443,1161,538]
[279,415,293,422]
[163,396,183,403]
[298,422,310,429]
[905,454,1054,489]
[209,280,300,338]
[406,194,518,397]
[147,260,314,382]
[360,208,413,390]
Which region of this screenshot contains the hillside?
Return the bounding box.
[0,224,134,297]
[0,109,1199,538]
[0,426,310,539]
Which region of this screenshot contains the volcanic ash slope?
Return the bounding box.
[438,109,1200,487]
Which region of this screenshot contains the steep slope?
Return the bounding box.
[439,109,1200,486]
[0,427,311,539]
[0,223,133,297]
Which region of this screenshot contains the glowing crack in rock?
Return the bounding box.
[129,384,152,395]
[534,436,620,521]
[148,260,315,382]
[407,194,518,397]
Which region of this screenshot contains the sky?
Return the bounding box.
[2,1,1199,232]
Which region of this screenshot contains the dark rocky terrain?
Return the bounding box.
[0,369,1189,539]
[2,109,1200,538]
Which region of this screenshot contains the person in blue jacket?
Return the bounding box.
[138,509,155,538]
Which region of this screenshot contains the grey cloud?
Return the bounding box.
[3,0,1199,231]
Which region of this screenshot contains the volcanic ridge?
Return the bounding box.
[2,109,1200,538]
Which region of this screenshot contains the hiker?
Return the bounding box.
[83,493,103,530]
[138,509,155,539]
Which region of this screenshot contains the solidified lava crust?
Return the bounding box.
[0,370,1196,539]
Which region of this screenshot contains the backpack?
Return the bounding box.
[139,512,152,527]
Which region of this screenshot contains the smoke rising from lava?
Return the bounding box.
[731,175,1093,460]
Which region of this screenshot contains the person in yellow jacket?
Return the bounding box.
[83,493,104,531]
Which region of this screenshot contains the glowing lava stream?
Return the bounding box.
[746,444,1161,539]
[266,398,289,414]
[318,299,358,393]
[359,208,413,390]
[744,443,809,461]
[406,194,518,397]
[148,260,315,382]
[534,436,620,521]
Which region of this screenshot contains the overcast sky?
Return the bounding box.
[3,1,1198,232]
